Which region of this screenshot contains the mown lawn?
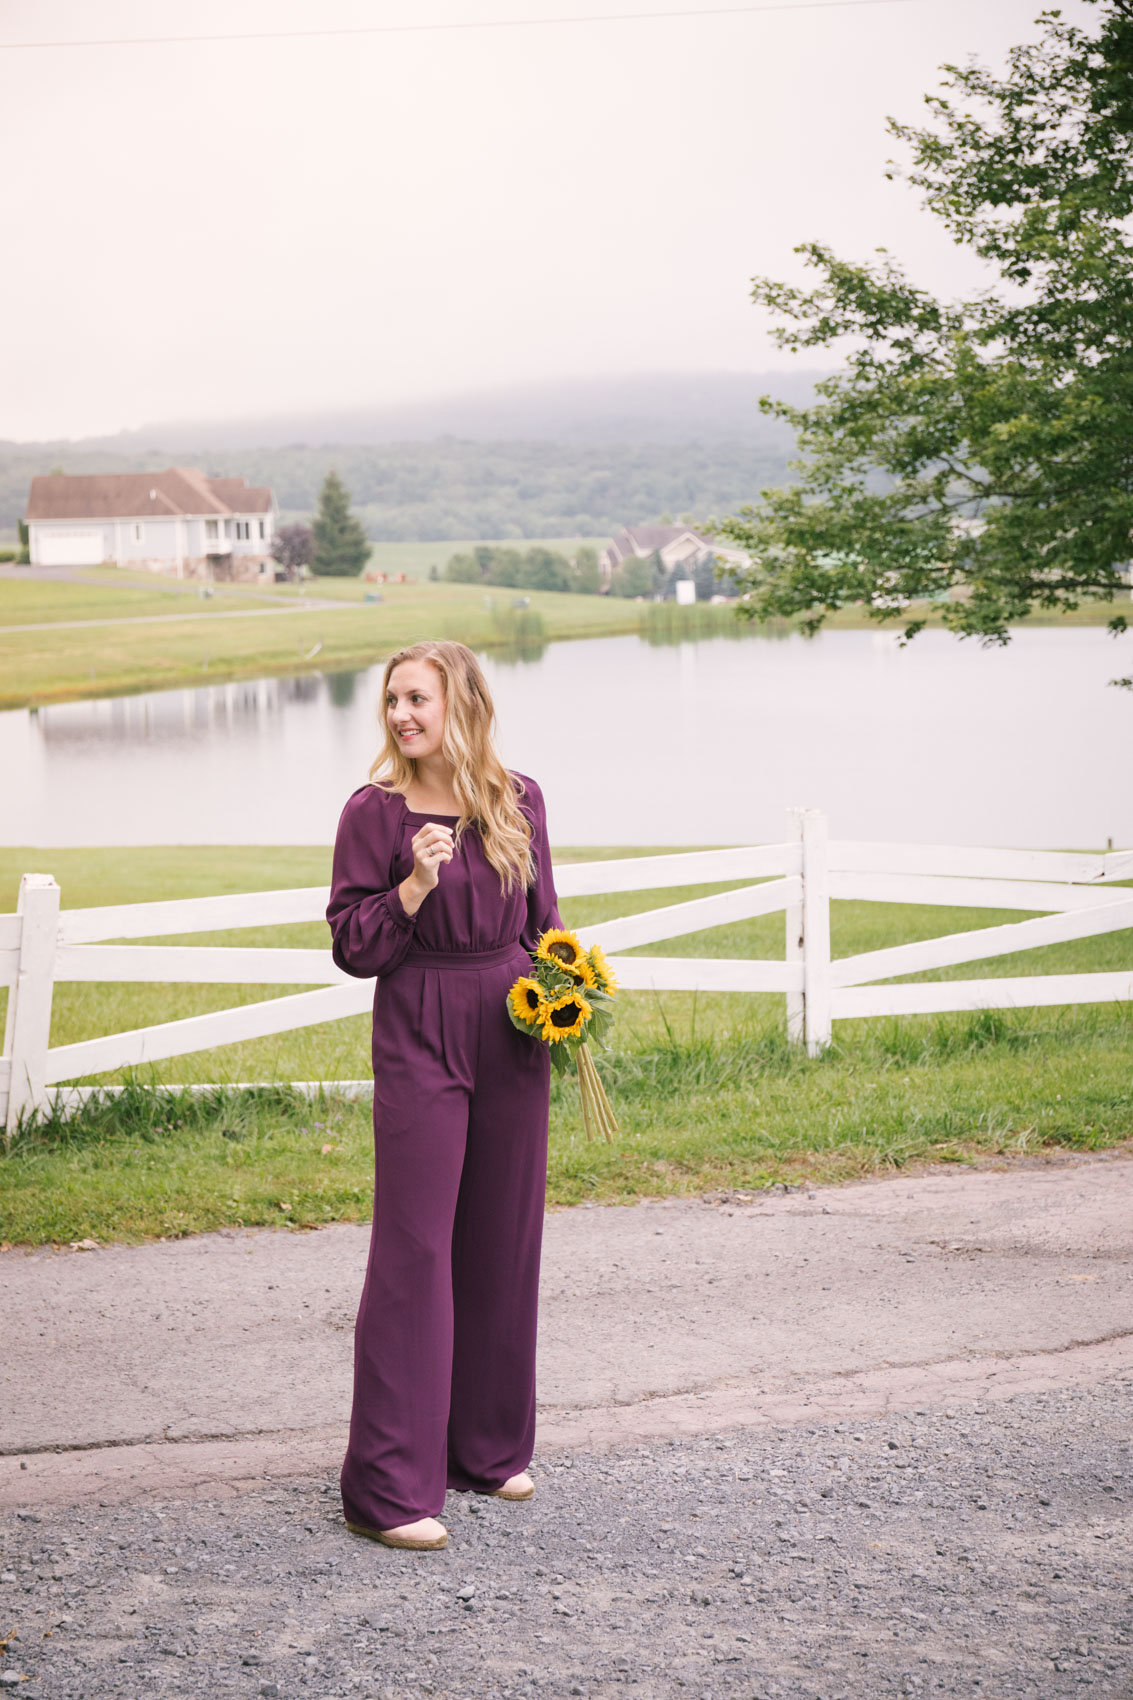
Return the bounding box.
[0,574,273,625]
[0,577,648,709]
[1,845,1130,1244]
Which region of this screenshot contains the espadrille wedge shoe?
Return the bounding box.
[346,1516,449,1551]
[490,1472,535,1502]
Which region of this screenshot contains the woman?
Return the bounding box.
[326,639,561,1552]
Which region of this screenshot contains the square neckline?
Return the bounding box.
[401,796,460,821]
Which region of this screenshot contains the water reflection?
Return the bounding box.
[326,671,358,710]
[1,626,1130,849]
[30,674,326,751]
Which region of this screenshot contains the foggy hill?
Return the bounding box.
[76,370,826,452]
[0,371,828,539]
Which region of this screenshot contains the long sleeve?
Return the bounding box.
[326,786,419,980]
[517,774,563,954]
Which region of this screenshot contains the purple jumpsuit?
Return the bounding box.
[326,772,561,1531]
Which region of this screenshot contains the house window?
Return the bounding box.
[235,520,251,541]
[205,519,218,540]
[133,523,143,544]
[258,519,265,540]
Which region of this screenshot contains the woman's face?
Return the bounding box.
[386,659,447,762]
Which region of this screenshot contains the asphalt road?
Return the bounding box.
[1,1154,1130,1699]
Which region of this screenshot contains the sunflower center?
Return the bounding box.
[550,1002,584,1028]
[523,987,541,1010]
[548,943,577,965]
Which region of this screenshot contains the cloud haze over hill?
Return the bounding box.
[0,0,1089,441]
[72,371,822,454]
[0,373,813,539]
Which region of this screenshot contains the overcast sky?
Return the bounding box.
[0,0,1095,441]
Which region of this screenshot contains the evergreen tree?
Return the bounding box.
[312,471,370,577]
[669,560,690,601]
[694,555,718,602]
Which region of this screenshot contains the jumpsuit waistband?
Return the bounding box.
[402,942,523,970]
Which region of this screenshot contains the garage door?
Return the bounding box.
[38,530,106,566]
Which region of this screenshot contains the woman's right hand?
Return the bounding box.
[399,821,455,914]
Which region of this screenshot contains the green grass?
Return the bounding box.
[0,576,647,709]
[0,573,273,626]
[1,844,1130,1244]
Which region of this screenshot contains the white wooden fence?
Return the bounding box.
[2,807,1132,1136]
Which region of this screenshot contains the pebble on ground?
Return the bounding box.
[1,1381,1130,1699]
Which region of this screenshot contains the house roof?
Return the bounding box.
[25,467,275,522]
[202,476,274,515]
[604,524,712,563]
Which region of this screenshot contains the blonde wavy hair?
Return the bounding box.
[369,639,534,893]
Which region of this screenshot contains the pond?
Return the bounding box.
[2,626,1130,851]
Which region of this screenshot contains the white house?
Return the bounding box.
[599,524,748,588]
[25,467,277,583]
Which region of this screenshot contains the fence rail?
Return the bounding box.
[2,809,1131,1135]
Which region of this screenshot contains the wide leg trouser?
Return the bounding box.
[340,943,551,1531]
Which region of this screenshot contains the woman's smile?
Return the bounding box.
[386,659,447,758]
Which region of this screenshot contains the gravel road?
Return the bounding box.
[2,1379,1129,1700]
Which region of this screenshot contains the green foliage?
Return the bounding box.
[570,545,602,595]
[311,471,370,577]
[443,550,482,583]
[607,555,654,598]
[719,0,1133,646]
[443,542,583,593]
[520,546,571,593]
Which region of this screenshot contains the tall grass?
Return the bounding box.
[2,842,1128,1243]
[2,1000,1129,1244]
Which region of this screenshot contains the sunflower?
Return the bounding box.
[536,927,586,974]
[540,989,592,1044]
[587,945,618,995]
[508,977,548,1028]
[565,956,596,990]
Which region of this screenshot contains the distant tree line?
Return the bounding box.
[443,544,601,594]
[0,437,793,541]
[443,542,740,599]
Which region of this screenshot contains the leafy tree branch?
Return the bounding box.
[719,0,1133,647]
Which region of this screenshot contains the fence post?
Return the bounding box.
[3,874,60,1144]
[785,811,805,1046]
[786,809,832,1056]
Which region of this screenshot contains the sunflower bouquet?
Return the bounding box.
[506,927,619,1142]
